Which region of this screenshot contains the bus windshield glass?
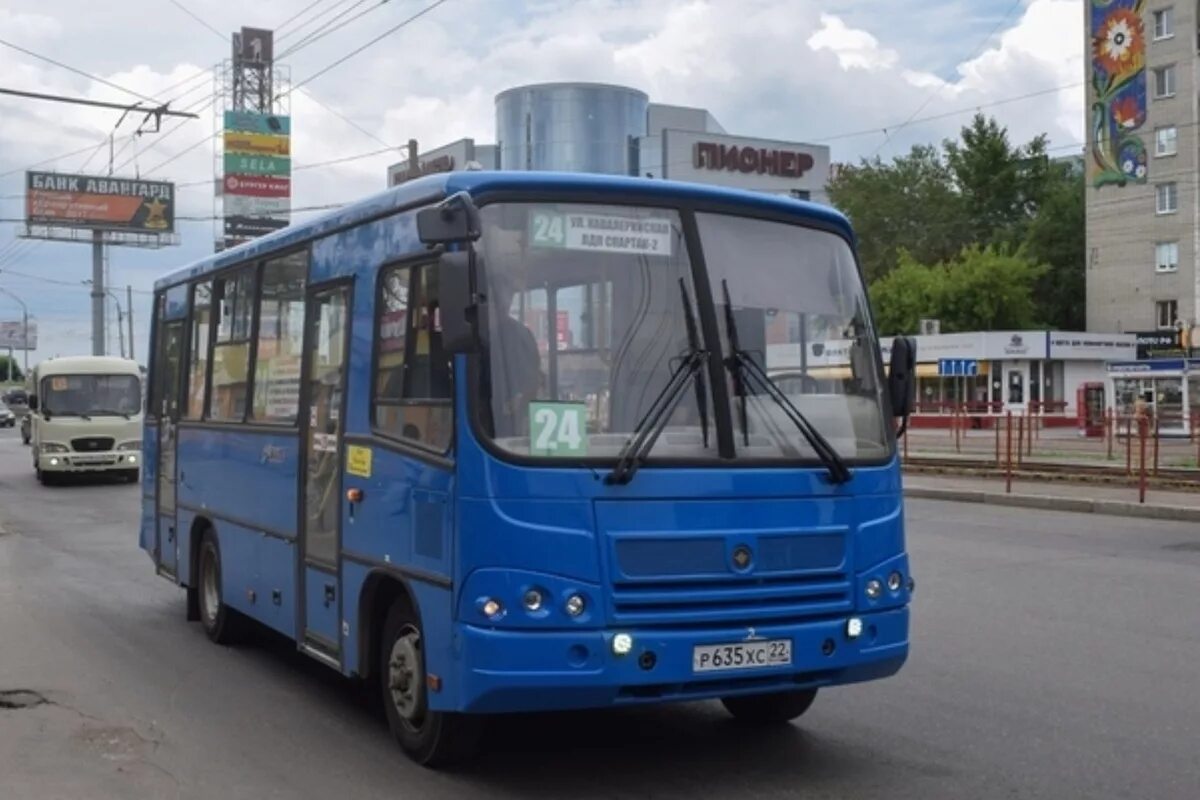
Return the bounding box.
[476,202,889,463]
[42,374,141,417]
[698,212,890,461]
[477,202,714,460]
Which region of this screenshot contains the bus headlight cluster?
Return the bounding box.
[565,593,586,617]
[865,579,883,600]
[40,442,68,453]
[117,441,141,451]
[865,571,909,601]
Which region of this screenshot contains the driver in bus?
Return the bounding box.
[486,273,542,438]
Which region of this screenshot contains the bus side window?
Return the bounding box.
[185,281,213,419]
[210,266,257,422]
[373,264,452,451]
[252,252,307,423]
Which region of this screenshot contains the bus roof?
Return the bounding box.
[155,171,854,290]
[34,356,141,376]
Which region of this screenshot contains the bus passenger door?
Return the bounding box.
[299,283,351,660]
[155,320,185,576]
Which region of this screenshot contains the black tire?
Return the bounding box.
[124,468,140,483]
[37,468,56,486]
[196,530,240,645]
[379,599,482,767]
[720,689,818,723]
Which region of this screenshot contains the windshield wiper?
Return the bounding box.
[92,409,132,419]
[606,282,709,485]
[720,280,852,485]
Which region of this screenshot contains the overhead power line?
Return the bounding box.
[277,0,331,35]
[167,0,226,40]
[288,0,452,94]
[0,37,165,106]
[277,0,377,59]
[0,86,200,118]
[871,0,1026,157]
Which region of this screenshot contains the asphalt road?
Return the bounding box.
[1,425,1198,799]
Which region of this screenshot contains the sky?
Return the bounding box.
[0,0,1085,365]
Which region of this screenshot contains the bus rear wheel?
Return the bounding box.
[720,688,818,723]
[196,530,240,645]
[379,599,481,767]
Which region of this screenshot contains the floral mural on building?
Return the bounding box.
[1090,0,1148,188]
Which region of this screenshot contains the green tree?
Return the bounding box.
[1021,161,1085,330]
[0,355,24,383]
[827,144,968,284]
[869,246,1045,334]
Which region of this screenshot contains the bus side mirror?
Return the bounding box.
[887,336,916,435]
[436,251,483,355]
[28,394,38,411]
[417,192,481,245]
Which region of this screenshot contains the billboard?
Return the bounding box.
[26,172,174,233]
[0,320,38,350]
[222,110,291,246]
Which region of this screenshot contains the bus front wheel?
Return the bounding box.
[720,688,818,723]
[379,599,481,767]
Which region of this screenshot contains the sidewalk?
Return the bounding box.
[903,473,1200,522]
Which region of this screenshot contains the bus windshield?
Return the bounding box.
[42,374,141,417]
[476,202,889,463]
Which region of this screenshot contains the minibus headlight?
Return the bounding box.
[565,594,586,617]
[522,589,544,612]
[887,571,904,593]
[479,598,504,620]
[40,443,69,453]
[117,440,142,451]
[865,579,883,600]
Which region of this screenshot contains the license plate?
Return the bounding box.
[692,639,792,673]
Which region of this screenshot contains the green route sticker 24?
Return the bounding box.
[528,402,588,456]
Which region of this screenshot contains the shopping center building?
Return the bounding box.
[387,82,830,201]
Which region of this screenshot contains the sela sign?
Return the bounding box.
[694,142,814,178]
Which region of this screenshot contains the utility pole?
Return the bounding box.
[127,285,135,363]
[92,230,104,356]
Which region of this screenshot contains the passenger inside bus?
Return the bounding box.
[485,273,542,438]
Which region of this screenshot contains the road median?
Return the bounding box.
[905,484,1200,522]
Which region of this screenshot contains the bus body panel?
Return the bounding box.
[175,426,301,538]
[140,420,159,557]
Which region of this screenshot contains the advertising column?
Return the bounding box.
[222,110,291,249]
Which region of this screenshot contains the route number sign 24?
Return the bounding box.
[528,402,588,456]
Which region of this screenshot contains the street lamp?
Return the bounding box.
[82,281,134,359]
[0,286,31,378]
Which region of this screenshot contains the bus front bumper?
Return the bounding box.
[454,607,908,714]
[38,451,140,472]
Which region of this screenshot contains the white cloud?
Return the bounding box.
[0,0,1084,362]
[807,13,900,71]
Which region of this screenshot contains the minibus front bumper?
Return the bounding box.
[454,606,908,714]
[38,450,140,473]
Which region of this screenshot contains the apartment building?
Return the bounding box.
[1086,1,1199,338]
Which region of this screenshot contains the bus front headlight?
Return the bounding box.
[117,441,142,451]
[40,443,69,453]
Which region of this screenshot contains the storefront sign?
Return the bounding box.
[529,210,674,256]
[1048,333,1137,360]
[223,130,291,157]
[26,171,174,233]
[938,359,979,376]
[223,195,290,218]
[224,153,291,178]
[223,174,290,198]
[224,215,288,238]
[223,111,290,136]
[1133,330,1185,360]
[694,142,814,178]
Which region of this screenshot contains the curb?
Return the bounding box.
[904,486,1200,523]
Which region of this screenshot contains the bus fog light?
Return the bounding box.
[522,589,544,612]
[49,457,59,466]
[128,455,137,464]
[481,598,503,619]
[887,571,903,592]
[565,594,586,617]
[612,633,634,655]
[846,617,863,639]
[865,579,882,600]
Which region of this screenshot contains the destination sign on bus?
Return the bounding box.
[529,210,674,256]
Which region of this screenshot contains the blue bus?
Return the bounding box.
[140,171,917,766]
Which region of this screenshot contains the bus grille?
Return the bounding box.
[72,436,115,452]
[609,572,852,626]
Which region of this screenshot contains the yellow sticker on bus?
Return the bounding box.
[346,444,373,478]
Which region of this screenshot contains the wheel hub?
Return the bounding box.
[387,628,424,724]
[200,548,219,625]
